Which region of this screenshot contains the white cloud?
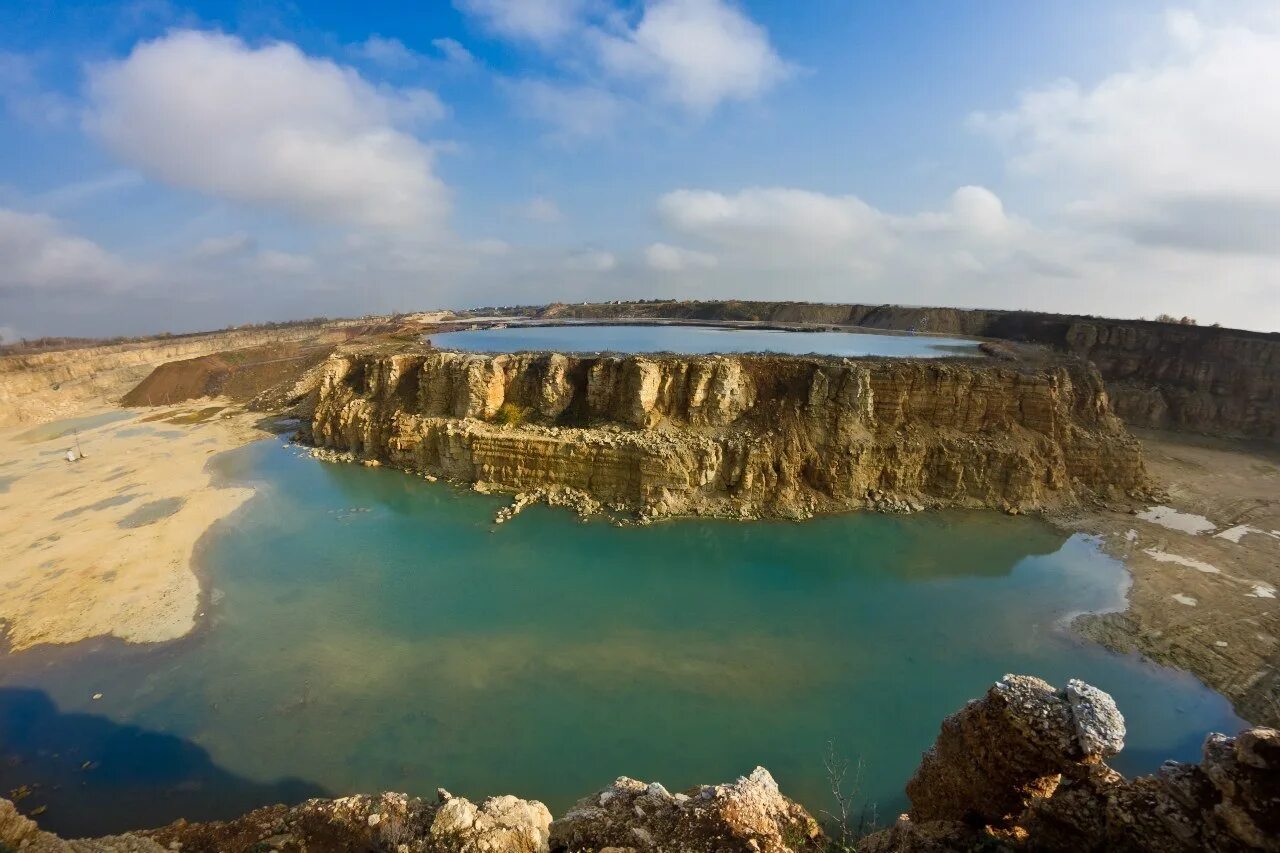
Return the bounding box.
[432,37,478,70]
[0,209,143,292]
[565,249,617,271]
[645,242,718,271]
[504,79,623,139]
[355,35,421,69]
[658,187,895,256]
[971,10,1280,255]
[461,0,787,132]
[456,0,585,45]
[653,181,1279,329]
[86,30,450,236]
[595,0,789,110]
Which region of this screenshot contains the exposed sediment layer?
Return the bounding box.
[308,347,1146,519]
[516,300,1280,440]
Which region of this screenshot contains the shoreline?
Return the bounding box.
[0,402,269,652]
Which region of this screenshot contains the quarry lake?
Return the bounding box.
[0,438,1245,837]
[428,323,981,357]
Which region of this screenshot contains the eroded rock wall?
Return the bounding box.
[309,348,1146,519]
[518,301,1280,439]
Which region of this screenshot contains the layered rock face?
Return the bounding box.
[861,675,1280,852]
[308,347,1146,519]
[524,301,1280,439]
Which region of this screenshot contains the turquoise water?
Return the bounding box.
[0,439,1245,836]
[429,324,980,357]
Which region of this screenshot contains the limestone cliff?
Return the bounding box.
[307,346,1146,520]
[512,301,1280,440]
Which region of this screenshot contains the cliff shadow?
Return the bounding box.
[0,686,328,838]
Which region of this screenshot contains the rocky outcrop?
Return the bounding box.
[861,675,1280,852]
[308,346,1147,520]
[0,772,819,853]
[516,301,1280,440]
[549,767,823,852]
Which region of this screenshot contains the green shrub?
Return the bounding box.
[492,403,529,427]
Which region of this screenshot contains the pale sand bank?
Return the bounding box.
[0,402,269,650]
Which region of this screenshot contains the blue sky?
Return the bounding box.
[2,0,1278,338]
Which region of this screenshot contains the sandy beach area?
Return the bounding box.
[0,402,268,651]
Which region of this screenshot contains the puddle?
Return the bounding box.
[1136,506,1216,535]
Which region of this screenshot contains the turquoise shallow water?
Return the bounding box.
[428,323,980,357]
[0,438,1246,836]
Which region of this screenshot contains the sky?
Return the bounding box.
[1,0,1279,339]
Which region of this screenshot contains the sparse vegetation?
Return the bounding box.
[819,740,877,851]
[1154,313,1197,325]
[492,403,530,427]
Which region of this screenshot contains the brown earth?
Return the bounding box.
[1068,430,1280,726]
[119,341,337,407]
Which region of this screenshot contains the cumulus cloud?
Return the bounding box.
[594,0,789,110]
[0,209,144,293]
[971,9,1280,255]
[86,30,450,235]
[461,0,787,136]
[645,242,717,271]
[455,0,585,46]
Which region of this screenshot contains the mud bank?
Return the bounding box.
[307,346,1147,520]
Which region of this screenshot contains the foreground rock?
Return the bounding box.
[862,674,1280,852]
[549,766,823,852]
[307,347,1148,521]
[0,773,819,853]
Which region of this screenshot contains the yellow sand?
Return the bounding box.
[0,402,267,650]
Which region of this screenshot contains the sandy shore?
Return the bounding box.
[0,402,268,651]
[1065,430,1280,726]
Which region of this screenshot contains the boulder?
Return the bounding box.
[548,766,824,852]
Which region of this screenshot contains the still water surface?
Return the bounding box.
[429,323,980,357]
[0,438,1245,836]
